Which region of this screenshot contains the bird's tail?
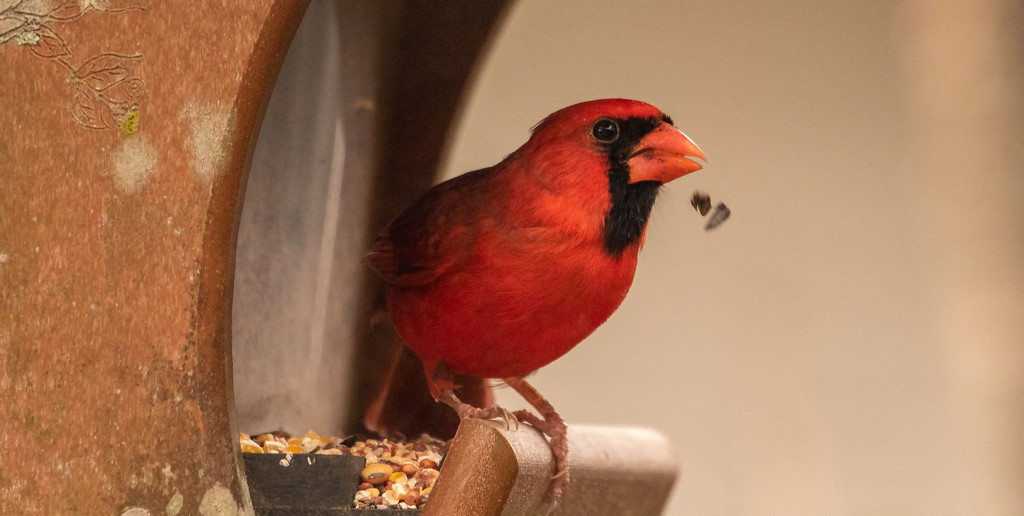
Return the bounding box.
[364,344,493,440]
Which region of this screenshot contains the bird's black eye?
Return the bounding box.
[592,118,619,142]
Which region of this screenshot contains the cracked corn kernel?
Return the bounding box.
[300,438,321,453]
[389,482,408,500]
[354,489,372,504]
[302,430,327,443]
[239,439,262,453]
[382,489,401,506]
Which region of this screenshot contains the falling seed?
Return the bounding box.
[705,203,731,231]
[691,190,712,216]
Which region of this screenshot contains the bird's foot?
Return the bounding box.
[513,408,568,506]
[504,377,569,513]
[438,389,519,430]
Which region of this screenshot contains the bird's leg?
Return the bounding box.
[438,389,518,430]
[429,360,517,429]
[503,376,569,510]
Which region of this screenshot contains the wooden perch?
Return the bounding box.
[426,420,678,515]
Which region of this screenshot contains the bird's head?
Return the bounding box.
[524,98,706,184]
[517,99,707,255]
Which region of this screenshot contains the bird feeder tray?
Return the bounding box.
[242,420,677,515]
[244,453,421,515]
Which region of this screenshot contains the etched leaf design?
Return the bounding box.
[48,0,86,20]
[70,81,112,129]
[99,94,130,120]
[123,77,145,101]
[88,0,147,12]
[8,0,49,16]
[98,76,145,108]
[27,25,70,59]
[0,18,26,44]
[77,53,141,91]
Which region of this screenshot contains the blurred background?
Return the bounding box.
[236,0,1024,513]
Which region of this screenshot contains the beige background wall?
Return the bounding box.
[441,0,1024,514]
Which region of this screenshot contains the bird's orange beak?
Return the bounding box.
[627,122,707,184]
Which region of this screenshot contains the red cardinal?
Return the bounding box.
[364,98,705,504]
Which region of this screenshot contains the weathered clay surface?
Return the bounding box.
[0,1,307,513]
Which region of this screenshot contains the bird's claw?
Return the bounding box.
[550,467,569,480]
[441,389,519,430]
[513,409,544,431]
[503,408,520,431]
[459,405,519,431]
[512,408,568,510]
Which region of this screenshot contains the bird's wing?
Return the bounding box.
[365,169,491,287]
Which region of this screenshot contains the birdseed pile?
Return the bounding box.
[239,430,445,510]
